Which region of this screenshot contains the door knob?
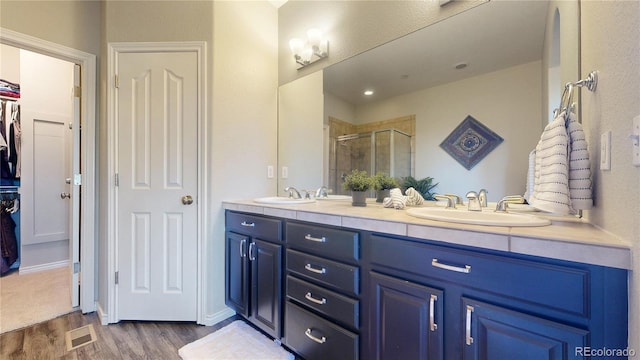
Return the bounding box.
[181,195,194,205]
[61,192,71,199]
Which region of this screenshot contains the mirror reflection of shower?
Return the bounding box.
[332,129,412,196]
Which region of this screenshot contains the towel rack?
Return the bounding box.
[555,70,598,118]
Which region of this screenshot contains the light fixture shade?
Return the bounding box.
[300,47,314,63]
[289,38,305,56]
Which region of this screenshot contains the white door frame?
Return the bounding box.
[0,27,97,314]
[107,42,208,324]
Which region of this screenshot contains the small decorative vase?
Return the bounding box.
[351,191,367,207]
[376,189,390,203]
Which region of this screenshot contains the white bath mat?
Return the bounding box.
[178,320,294,360]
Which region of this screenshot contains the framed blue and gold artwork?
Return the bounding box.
[439,115,503,170]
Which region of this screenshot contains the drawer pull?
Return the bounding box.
[240,221,255,227]
[429,294,438,332]
[304,328,327,344]
[465,305,474,345]
[432,258,471,274]
[304,234,327,243]
[305,292,327,305]
[304,263,327,274]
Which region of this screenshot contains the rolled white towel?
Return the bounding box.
[383,188,406,209]
[405,187,425,206]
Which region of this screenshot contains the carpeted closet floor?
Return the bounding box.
[0,266,74,334]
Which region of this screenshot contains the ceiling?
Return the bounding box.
[323,1,550,106]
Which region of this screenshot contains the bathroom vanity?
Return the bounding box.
[223,200,630,360]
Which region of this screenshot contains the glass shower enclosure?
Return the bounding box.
[331,128,412,196]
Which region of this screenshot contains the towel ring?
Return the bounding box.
[555,71,598,118]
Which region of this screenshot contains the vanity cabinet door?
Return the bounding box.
[369,272,444,360]
[462,298,589,360]
[225,231,249,317]
[250,239,282,338]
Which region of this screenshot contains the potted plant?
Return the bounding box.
[373,172,399,203]
[402,176,439,201]
[342,169,373,207]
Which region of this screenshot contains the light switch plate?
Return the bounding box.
[633,115,640,166]
[600,131,611,171]
[267,165,274,179]
[282,166,289,179]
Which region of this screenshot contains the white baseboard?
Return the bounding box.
[200,307,236,326]
[96,302,109,325]
[19,260,69,275]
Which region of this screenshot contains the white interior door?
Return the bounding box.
[116,51,198,321]
[20,111,72,249]
[70,64,81,307]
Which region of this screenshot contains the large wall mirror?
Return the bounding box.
[278,0,579,201]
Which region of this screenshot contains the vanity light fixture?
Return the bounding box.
[289,28,329,69]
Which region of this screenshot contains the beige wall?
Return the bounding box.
[581,0,640,351]
[0,1,101,56]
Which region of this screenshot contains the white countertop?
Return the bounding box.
[222,199,632,270]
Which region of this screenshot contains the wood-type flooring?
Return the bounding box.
[0,311,238,359]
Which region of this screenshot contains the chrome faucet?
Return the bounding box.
[495,195,525,212]
[478,189,488,207]
[284,186,301,199]
[315,186,329,198]
[443,193,464,206]
[465,191,482,211]
[434,194,457,209]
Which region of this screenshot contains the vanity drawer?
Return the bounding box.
[287,222,359,264]
[285,301,359,360]
[287,249,359,296]
[369,235,589,318]
[287,275,359,330]
[225,211,282,242]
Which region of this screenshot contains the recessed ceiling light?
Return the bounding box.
[454,62,468,70]
[363,90,374,96]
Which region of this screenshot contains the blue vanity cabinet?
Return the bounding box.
[284,221,361,360]
[225,211,284,339]
[364,233,628,360]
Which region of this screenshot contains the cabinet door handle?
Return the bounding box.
[304,328,327,344]
[248,242,256,261]
[239,239,247,258]
[432,258,471,273]
[304,263,326,274]
[241,221,255,227]
[304,234,326,243]
[465,305,474,345]
[429,294,438,332]
[305,292,327,305]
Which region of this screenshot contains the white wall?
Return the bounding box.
[210,1,278,320]
[580,1,640,351]
[350,61,542,201]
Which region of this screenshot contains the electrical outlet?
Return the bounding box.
[267,165,274,179]
[282,166,289,179]
[600,131,611,171]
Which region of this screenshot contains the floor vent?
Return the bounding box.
[65,324,97,351]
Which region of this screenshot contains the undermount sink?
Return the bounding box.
[253,197,316,205]
[406,207,550,227]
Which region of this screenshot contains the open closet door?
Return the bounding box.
[70,64,81,308]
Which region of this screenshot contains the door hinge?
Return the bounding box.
[114,173,119,187]
[73,262,80,274]
[114,75,119,89]
[115,271,119,285]
[73,85,81,98]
